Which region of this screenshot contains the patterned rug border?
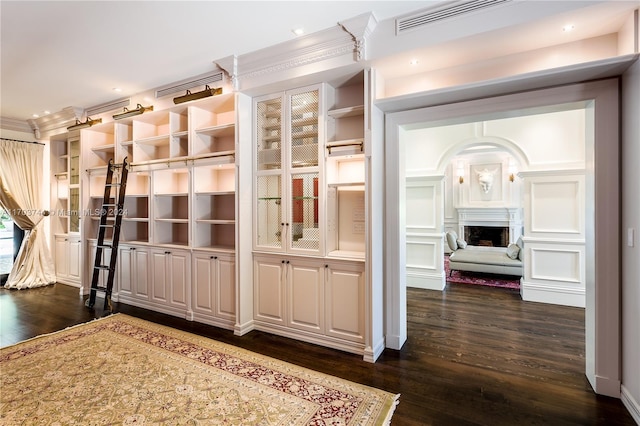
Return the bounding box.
[1,313,400,425]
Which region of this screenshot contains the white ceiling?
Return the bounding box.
[1,1,637,123]
[0,1,433,121]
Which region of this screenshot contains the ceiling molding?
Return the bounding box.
[224,22,363,92]
[0,116,33,134]
[339,12,378,61]
[27,106,84,139]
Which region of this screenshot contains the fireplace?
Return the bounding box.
[456,207,523,247]
[464,226,509,247]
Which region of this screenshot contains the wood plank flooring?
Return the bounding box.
[0,282,635,425]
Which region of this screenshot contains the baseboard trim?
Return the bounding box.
[407,271,445,291]
[521,280,585,308]
[621,385,640,424]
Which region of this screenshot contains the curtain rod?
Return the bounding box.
[0,137,45,146]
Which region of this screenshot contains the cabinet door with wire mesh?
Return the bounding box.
[288,89,319,169]
[256,96,283,171]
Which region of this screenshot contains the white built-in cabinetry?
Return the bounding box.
[252,77,369,356]
[49,74,377,360]
[50,132,82,287]
[54,92,238,330]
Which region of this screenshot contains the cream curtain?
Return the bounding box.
[0,139,56,289]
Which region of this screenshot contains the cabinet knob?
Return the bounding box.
[286,260,290,264]
[165,251,171,255]
[281,222,285,226]
[325,264,328,268]
[210,256,217,259]
[281,260,285,264]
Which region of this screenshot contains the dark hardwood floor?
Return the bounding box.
[0,282,635,425]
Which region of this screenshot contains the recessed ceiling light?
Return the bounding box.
[563,24,575,32]
[292,27,304,36]
[44,110,50,115]
[112,87,122,92]
[410,58,419,65]
[32,114,39,118]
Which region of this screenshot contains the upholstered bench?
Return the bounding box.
[446,231,523,277]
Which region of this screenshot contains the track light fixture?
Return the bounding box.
[113,104,153,120]
[173,85,222,104]
[67,117,102,131]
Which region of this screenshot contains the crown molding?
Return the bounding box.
[217,13,377,92]
[27,106,84,139]
[339,12,378,61]
[0,116,33,134]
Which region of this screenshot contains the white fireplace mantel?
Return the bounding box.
[457,207,523,244]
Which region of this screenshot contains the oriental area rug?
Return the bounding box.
[444,255,521,290]
[0,314,399,425]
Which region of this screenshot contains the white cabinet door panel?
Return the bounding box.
[254,259,285,324]
[288,261,323,333]
[325,265,364,343]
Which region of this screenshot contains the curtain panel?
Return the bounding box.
[0,140,55,289]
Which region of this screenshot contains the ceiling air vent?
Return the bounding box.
[155,71,225,99]
[396,0,511,34]
[86,98,130,117]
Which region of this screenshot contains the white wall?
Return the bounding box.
[621,58,640,423]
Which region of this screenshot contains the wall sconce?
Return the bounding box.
[67,117,102,131]
[113,104,153,120]
[173,85,222,104]
[508,159,517,182]
[456,161,465,184]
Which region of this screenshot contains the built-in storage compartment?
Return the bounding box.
[132,107,188,163]
[325,155,366,258]
[150,247,191,315]
[82,124,115,171]
[117,243,150,302]
[120,171,151,244]
[190,93,236,159]
[54,234,81,286]
[50,132,82,286]
[253,254,365,352]
[192,162,236,251]
[191,251,236,328]
[153,168,189,247]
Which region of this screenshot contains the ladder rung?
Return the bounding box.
[102,203,117,207]
[106,183,121,187]
[97,244,112,249]
[94,265,110,270]
[99,224,114,228]
[91,287,108,293]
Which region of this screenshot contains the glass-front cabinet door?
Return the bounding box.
[254,85,322,255]
[68,135,81,234]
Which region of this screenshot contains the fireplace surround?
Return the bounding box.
[457,207,522,246]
